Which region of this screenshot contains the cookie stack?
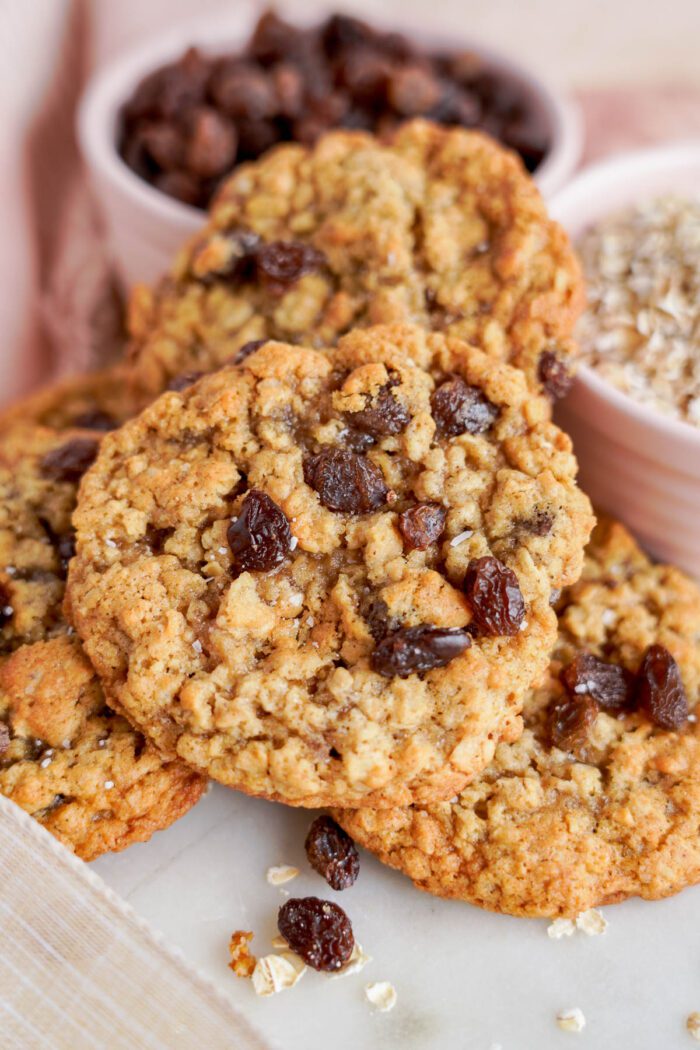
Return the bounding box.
[1,119,697,920]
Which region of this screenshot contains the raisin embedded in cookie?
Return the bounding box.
[336,518,700,916]
[0,635,205,861]
[127,119,583,399]
[68,324,593,808]
[0,422,207,857]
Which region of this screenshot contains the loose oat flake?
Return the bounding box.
[266,864,300,886]
[577,195,700,426]
[687,1012,700,1040]
[547,918,576,939]
[575,908,608,936]
[252,952,307,996]
[365,981,397,1012]
[556,1007,586,1033]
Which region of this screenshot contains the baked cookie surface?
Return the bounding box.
[0,366,142,435]
[0,635,205,861]
[127,120,583,399]
[0,422,206,858]
[336,518,700,916]
[68,325,592,808]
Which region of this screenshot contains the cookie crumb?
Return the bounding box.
[252,952,306,996]
[556,1007,586,1033]
[266,864,300,886]
[365,981,397,1012]
[576,908,608,936]
[228,930,256,978]
[687,1013,700,1040]
[547,918,576,939]
[328,941,371,980]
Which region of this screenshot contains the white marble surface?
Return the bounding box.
[95,784,700,1050]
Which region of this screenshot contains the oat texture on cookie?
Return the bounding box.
[68,324,593,808]
[0,366,143,435]
[127,120,583,400]
[0,422,206,859]
[336,517,700,916]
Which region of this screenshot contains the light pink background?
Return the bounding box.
[1,0,699,405]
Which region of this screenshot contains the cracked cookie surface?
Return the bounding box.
[127,120,583,400]
[336,518,700,915]
[68,324,592,808]
[0,422,206,858]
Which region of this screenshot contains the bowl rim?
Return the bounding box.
[77,6,581,232]
[550,140,700,452]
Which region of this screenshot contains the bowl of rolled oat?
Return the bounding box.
[551,142,700,577]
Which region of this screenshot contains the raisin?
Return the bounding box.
[387,65,442,115]
[463,556,525,637]
[72,409,118,432]
[184,106,237,179]
[361,596,398,642]
[40,438,99,484]
[0,584,12,627]
[0,723,9,758]
[205,228,261,283]
[371,624,470,678]
[227,490,292,572]
[305,816,360,891]
[167,370,204,391]
[154,171,202,207]
[636,645,689,730]
[561,652,634,711]
[521,509,554,536]
[256,240,326,296]
[209,63,277,120]
[549,695,598,752]
[345,380,410,438]
[538,350,572,400]
[431,375,498,437]
[278,896,354,972]
[56,531,77,575]
[398,503,446,550]
[232,339,267,364]
[303,448,388,513]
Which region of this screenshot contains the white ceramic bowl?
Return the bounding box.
[550,142,700,578]
[77,7,582,289]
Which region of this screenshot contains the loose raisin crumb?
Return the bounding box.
[345,379,410,438]
[561,652,634,711]
[371,624,470,678]
[636,644,689,730]
[398,503,446,550]
[255,240,326,295]
[463,556,525,637]
[548,694,598,752]
[431,374,499,437]
[40,438,100,484]
[278,896,354,972]
[227,490,292,571]
[305,816,360,891]
[303,447,388,513]
[538,350,572,400]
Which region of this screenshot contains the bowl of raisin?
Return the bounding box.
[77,8,581,288]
